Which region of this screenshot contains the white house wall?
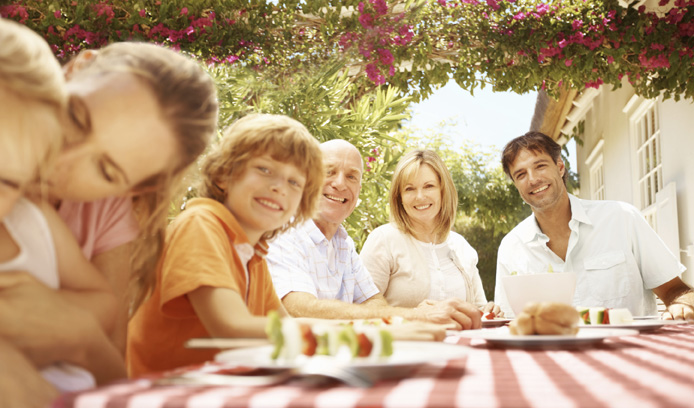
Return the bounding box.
[573,83,694,285]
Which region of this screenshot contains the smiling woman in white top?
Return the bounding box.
[360,149,500,315]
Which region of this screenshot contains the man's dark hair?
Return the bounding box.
[501,131,567,184]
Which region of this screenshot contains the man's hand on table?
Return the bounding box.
[663,291,694,320]
[414,298,482,330]
[653,277,694,321]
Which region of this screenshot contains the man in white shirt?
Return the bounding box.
[267,139,482,330]
[494,131,693,319]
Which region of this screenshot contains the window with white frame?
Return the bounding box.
[590,156,605,200]
[633,101,662,228]
[585,138,606,201]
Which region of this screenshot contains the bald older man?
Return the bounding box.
[266,140,481,330]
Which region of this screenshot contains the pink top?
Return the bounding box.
[58,196,140,260]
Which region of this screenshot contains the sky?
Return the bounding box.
[405,80,538,154]
[405,80,578,169]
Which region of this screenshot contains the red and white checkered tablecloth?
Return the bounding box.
[54,324,694,408]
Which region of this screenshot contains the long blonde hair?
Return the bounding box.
[0,18,65,185]
[389,149,458,241]
[198,114,324,241]
[69,42,219,312]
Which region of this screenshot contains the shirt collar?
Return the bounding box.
[186,198,268,258]
[517,193,592,243]
[567,193,592,226]
[302,219,347,245]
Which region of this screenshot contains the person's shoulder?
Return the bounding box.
[447,230,473,246]
[269,220,312,248]
[499,214,534,246]
[579,197,641,218]
[447,230,478,254]
[172,198,231,230]
[369,222,399,237]
[508,212,535,234]
[60,196,132,216]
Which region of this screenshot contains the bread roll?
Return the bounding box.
[509,302,579,335]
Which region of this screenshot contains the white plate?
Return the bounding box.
[214,341,468,370]
[482,318,513,328]
[579,319,671,331]
[457,326,638,349]
[633,315,662,320]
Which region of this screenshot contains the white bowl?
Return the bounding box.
[501,273,577,317]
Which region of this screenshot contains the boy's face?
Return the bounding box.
[220,154,306,245]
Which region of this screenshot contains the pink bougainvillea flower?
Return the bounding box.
[585,78,604,89]
[139,9,146,17]
[565,58,573,66]
[365,63,385,85]
[486,0,500,11]
[54,10,61,18]
[658,0,669,5]
[377,48,394,65]
[180,7,188,15]
[94,3,115,23]
[572,19,583,30]
[607,56,615,64]
[372,0,388,16]
[359,13,374,28]
[536,3,550,15]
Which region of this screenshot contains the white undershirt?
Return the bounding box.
[416,240,467,301]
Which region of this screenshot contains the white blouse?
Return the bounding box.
[417,240,468,301]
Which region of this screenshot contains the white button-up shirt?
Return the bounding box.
[267,220,379,303]
[495,194,685,317]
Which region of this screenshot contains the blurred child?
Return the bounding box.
[0,18,120,393]
[127,114,324,376]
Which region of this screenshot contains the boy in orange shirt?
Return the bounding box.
[127,114,324,376]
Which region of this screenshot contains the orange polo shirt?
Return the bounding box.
[126,198,282,377]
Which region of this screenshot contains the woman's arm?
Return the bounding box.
[92,243,132,354]
[39,201,118,334]
[0,338,58,408]
[0,272,127,383]
[359,227,393,294]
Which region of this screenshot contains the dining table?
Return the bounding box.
[54,322,694,408]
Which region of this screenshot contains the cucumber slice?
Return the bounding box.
[379,330,393,357]
[265,310,283,359]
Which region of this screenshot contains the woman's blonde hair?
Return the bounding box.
[389,149,458,241]
[70,42,219,312]
[199,114,324,241]
[0,18,65,184]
